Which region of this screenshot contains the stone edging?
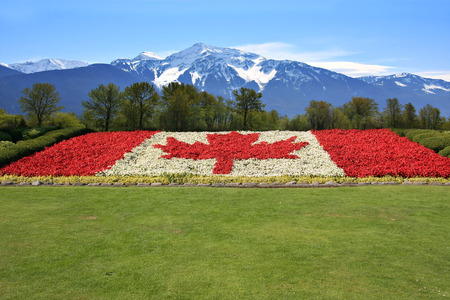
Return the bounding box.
[1,180,449,188]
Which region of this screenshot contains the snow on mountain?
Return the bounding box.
[8,59,90,74]
[111,42,341,93]
[133,52,162,61]
[1,43,449,117]
[109,43,389,114]
[360,73,450,96]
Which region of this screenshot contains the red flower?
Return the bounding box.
[312,129,450,178]
[154,131,309,174]
[0,131,159,176]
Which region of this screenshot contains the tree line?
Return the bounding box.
[3,82,450,131]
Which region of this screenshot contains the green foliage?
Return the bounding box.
[22,128,42,140]
[0,131,12,141]
[18,83,64,126]
[306,100,332,130]
[419,104,441,129]
[438,146,450,158]
[232,87,264,130]
[411,132,441,143]
[159,82,202,131]
[0,127,90,167]
[122,82,159,130]
[280,114,310,131]
[390,128,411,137]
[49,112,84,128]
[403,102,418,128]
[383,98,403,128]
[343,97,380,129]
[0,111,26,129]
[405,129,435,141]
[0,141,14,148]
[418,135,450,152]
[82,83,122,131]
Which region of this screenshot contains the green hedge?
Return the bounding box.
[390,129,415,137]
[418,136,450,152]
[405,129,435,141]
[438,146,450,158]
[412,132,442,143]
[0,131,12,142]
[0,127,91,167]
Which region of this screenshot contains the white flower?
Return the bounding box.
[100,131,345,177]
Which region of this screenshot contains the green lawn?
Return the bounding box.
[0,186,449,299]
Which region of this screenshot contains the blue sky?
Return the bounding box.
[1,0,450,80]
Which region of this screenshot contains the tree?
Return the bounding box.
[305,100,332,130]
[18,83,63,126]
[330,107,351,129]
[383,98,402,128]
[122,82,159,130]
[0,108,26,129]
[49,112,84,128]
[403,102,418,128]
[343,97,379,129]
[159,82,201,131]
[418,104,441,129]
[199,91,219,130]
[232,87,264,130]
[82,83,122,131]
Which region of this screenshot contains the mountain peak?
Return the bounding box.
[8,58,89,74]
[133,52,162,61]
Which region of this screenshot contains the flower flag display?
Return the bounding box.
[1,129,449,178]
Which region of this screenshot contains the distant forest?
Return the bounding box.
[1,81,449,132]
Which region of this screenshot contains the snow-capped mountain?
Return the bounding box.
[113,43,347,91]
[7,59,90,74]
[360,73,450,96]
[0,43,449,116]
[111,43,383,113]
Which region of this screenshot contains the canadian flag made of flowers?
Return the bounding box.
[1,129,449,178]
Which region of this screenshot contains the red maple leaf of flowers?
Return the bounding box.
[153,131,309,174]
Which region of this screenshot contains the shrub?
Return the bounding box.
[49,112,84,128]
[438,146,450,158]
[418,136,450,152]
[0,141,14,148]
[22,128,42,140]
[412,132,442,143]
[0,127,91,167]
[390,129,414,137]
[406,129,435,142]
[0,131,12,141]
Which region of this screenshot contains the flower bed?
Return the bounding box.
[1,129,449,178]
[0,131,159,176]
[312,129,450,178]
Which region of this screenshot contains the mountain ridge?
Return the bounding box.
[1,43,449,116]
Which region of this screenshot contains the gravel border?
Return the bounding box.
[1,180,449,188]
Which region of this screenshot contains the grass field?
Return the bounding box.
[0,186,449,299]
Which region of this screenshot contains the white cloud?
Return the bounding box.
[308,61,395,78]
[415,71,450,82]
[234,42,353,62]
[233,42,397,78]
